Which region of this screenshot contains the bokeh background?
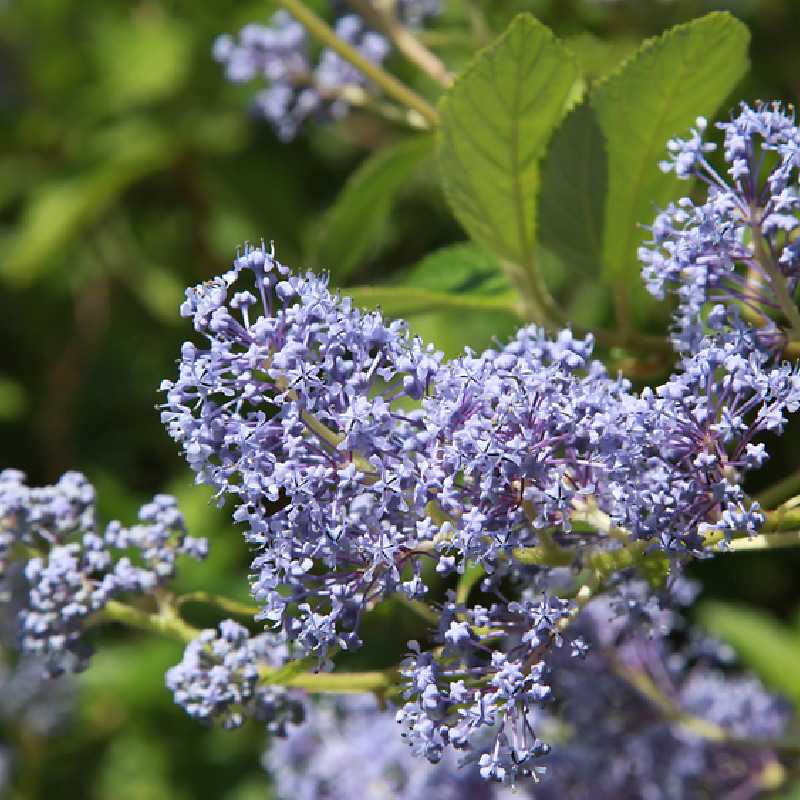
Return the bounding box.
[1,0,800,797]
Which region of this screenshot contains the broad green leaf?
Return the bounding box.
[347,242,518,317]
[437,14,579,275]
[313,135,434,281]
[405,241,511,295]
[698,600,800,705]
[563,33,639,82]
[593,12,749,283]
[347,242,521,357]
[538,102,607,275]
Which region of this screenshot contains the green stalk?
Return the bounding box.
[345,0,453,87]
[728,530,800,551]
[756,469,800,510]
[752,220,800,336]
[97,599,200,643]
[274,0,440,126]
[176,592,261,617]
[94,599,400,695]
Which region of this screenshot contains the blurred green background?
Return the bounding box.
[2,0,800,797]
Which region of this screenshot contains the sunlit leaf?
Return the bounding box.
[593,13,749,284]
[438,14,578,279]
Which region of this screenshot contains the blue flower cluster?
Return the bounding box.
[161,244,444,663]
[534,582,791,800]
[213,2,442,139]
[263,584,789,800]
[166,619,305,734]
[641,102,800,355]
[267,693,511,800]
[612,308,799,554]
[213,11,390,140]
[160,227,800,782]
[0,470,207,676]
[0,97,785,789]
[397,594,570,784]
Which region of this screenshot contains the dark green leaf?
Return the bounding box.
[405,241,511,294]
[538,102,606,275]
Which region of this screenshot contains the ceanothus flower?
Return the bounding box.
[605,310,800,553]
[534,580,792,800]
[0,470,206,676]
[166,619,304,734]
[396,593,574,787]
[415,327,635,571]
[161,243,444,662]
[213,11,390,140]
[396,0,443,27]
[266,694,512,800]
[640,102,800,355]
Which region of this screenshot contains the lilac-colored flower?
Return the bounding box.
[161,243,444,661]
[605,313,800,553]
[641,102,800,355]
[396,594,572,786]
[213,12,391,140]
[1,470,206,676]
[266,694,509,800]
[166,619,304,733]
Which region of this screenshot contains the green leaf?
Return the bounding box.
[345,284,516,317]
[698,600,800,705]
[593,12,749,283]
[405,241,511,295]
[313,135,434,281]
[538,102,607,275]
[563,32,639,82]
[437,13,579,274]
[346,243,521,357]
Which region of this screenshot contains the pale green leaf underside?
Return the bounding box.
[346,242,517,317]
[593,11,749,281]
[437,13,579,271]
